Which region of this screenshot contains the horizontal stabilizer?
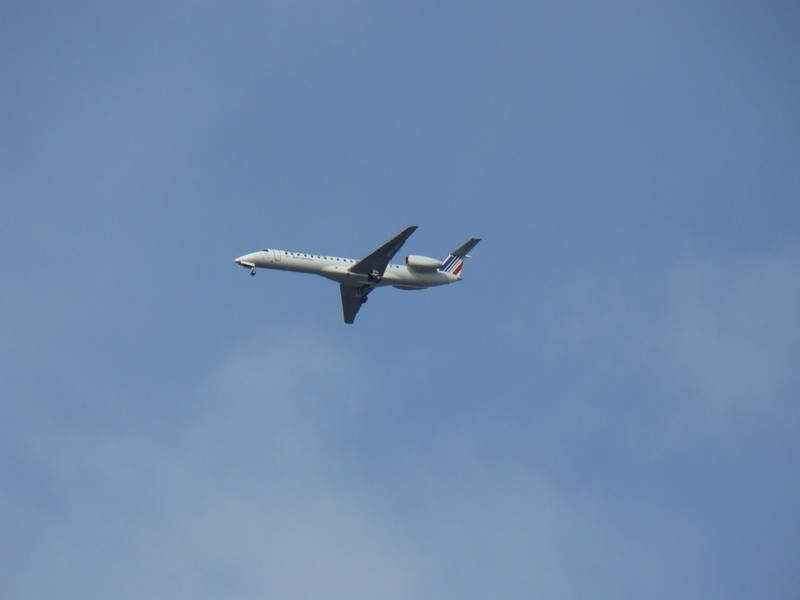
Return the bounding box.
[450,237,481,257]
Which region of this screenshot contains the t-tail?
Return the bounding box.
[439,238,481,278]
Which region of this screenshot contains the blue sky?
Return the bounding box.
[3,2,799,598]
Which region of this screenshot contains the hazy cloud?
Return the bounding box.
[5,326,689,599]
[4,3,799,598]
[662,245,800,419]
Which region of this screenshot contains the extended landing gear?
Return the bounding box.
[250,267,256,276]
[360,286,369,304]
[368,269,382,283]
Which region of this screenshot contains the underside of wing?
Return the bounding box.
[350,225,418,279]
[340,284,372,324]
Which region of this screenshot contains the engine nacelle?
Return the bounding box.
[405,255,443,271]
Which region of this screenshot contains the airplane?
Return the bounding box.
[234,226,480,324]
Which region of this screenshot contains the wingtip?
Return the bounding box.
[398,225,418,237]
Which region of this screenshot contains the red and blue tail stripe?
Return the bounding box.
[439,255,465,276]
[439,237,481,278]
[439,255,457,272]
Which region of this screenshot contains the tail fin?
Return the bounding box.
[439,238,481,277]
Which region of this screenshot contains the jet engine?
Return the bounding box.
[405,255,443,271]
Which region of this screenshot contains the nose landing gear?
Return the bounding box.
[250,267,256,276]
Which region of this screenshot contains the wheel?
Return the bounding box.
[250,268,256,276]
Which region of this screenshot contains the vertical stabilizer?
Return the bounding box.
[439,238,481,278]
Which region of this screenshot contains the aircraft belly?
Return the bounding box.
[389,268,451,288]
[379,271,403,285]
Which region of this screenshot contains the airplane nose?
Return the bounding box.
[235,254,258,276]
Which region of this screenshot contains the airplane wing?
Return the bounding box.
[349,225,418,279]
[341,226,417,323]
[340,283,373,324]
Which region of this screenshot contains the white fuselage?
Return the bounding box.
[235,249,459,289]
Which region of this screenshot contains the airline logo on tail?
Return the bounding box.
[439,254,467,276]
[438,237,481,278]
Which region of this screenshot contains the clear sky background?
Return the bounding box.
[3,2,799,598]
